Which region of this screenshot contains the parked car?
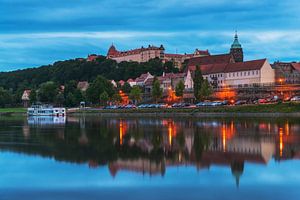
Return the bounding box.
[196,102,205,107]
[235,100,247,105]
[124,104,136,109]
[157,103,168,108]
[172,103,180,108]
[291,96,300,102]
[258,99,268,104]
[221,100,229,105]
[284,96,291,102]
[137,104,146,109]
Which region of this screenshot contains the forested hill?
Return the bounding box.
[0,56,178,92]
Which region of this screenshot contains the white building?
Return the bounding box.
[199,59,275,87]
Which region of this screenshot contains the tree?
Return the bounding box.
[100,91,109,105]
[37,81,59,103]
[121,82,132,94]
[65,92,76,107]
[112,93,122,104]
[200,79,213,100]
[55,92,65,106]
[163,61,179,73]
[193,65,204,102]
[175,80,185,98]
[129,86,142,104]
[152,79,163,103]
[29,89,37,104]
[86,76,114,104]
[0,87,12,107]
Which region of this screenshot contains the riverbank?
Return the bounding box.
[0,108,26,115]
[2,103,300,117]
[70,103,300,117]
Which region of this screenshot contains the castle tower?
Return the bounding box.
[107,44,118,58]
[230,31,243,62]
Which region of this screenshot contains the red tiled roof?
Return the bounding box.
[163,72,186,78]
[127,78,135,83]
[189,58,267,75]
[291,63,300,72]
[187,54,234,71]
[199,63,228,75]
[225,59,267,73]
[135,72,152,83]
[144,78,154,86]
[87,54,100,62]
[195,49,210,56]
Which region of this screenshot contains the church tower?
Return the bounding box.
[230,31,243,62]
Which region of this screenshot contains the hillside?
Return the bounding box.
[0,56,178,92]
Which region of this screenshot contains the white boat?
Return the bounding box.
[27,104,66,116]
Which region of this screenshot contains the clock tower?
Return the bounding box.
[230,32,243,62]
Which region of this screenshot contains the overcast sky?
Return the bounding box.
[0,0,300,71]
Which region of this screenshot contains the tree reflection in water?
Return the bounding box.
[0,115,299,187]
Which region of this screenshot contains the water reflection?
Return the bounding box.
[27,116,66,126]
[1,116,300,188]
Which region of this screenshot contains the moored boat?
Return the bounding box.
[27,104,66,116]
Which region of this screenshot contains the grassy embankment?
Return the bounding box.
[77,103,300,114]
[0,107,26,114]
[1,103,300,114]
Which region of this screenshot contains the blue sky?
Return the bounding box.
[0,0,300,71]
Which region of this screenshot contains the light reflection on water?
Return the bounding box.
[0,115,300,200]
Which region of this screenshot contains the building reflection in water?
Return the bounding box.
[11,117,300,187]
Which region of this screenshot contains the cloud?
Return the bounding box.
[0,0,299,70]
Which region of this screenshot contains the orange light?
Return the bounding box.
[285,122,290,136]
[119,120,127,145]
[167,120,176,146]
[222,124,226,152]
[279,128,284,157]
[215,87,236,100]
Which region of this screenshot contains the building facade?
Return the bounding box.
[107,44,165,63]
[272,62,300,84]
[106,44,209,68]
[188,59,275,88]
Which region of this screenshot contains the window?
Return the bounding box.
[248,71,250,76]
[244,72,246,76]
[256,70,259,75]
[252,71,254,75]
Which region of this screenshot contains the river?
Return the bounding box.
[0,115,299,200]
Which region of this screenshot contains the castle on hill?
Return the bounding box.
[88,32,244,69]
[106,44,210,68]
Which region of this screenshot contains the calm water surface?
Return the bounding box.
[0,115,300,200]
